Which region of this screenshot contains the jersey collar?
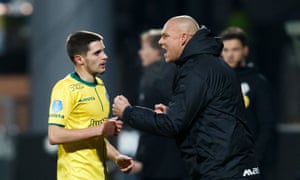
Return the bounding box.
[70,72,97,87]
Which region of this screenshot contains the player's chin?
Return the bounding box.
[97,67,106,74]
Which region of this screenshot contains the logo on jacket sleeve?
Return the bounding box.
[52,100,63,112]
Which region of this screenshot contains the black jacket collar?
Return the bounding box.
[176,26,223,65]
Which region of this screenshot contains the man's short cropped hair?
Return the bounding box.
[220,27,248,46]
[66,31,103,63]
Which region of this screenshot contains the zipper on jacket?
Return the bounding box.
[94,88,104,111]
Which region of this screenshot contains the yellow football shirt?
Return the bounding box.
[48,72,110,180]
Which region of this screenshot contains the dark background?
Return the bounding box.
[1,0,300,179]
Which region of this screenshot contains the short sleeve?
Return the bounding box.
[48,83,73,127]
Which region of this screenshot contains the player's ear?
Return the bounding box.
[74,54,84,65]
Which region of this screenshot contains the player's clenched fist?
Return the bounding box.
[100,117,123,137]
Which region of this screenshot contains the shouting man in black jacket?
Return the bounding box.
[113,15,261,179]
[132,29,189,179]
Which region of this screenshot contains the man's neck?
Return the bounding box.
[75,70,96,83]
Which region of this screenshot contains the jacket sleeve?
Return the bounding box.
[122,69,209,137]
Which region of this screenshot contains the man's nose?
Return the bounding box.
[158,38,163,45]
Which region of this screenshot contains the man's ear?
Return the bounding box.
[243,46,249,56]
[74,54,84,65]
[181,33,189,46]
[181,33,193,46]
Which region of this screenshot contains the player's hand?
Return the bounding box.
[112,95,131,118]
[130,160,143,174]
[100,117,123,137]
[154,103,168,113]
[114,118,123,135]
[115,154,135,173]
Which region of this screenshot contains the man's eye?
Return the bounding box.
[95,50,102,55]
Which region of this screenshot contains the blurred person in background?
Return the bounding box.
[220,27,276,179]
[48,31,134,180]
[113,15,261,179]
[131,29,188,179]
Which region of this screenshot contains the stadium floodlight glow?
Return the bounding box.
[285,20,300,68]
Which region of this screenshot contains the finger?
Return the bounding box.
[119,95,127,101]
[154,104,161,110]
[115,120,123,125]
[154,103,162,108]
[114,95,121,103]
[110,116,118,121]
[115,125,123,131]
[116,95,121,101]
[114,116,121,121]
[121,160,134,173]
[114,128,121,136]
[113,96,118,102]
[115,124,122,132]
[154,109,163,113]
[116,128,121,134]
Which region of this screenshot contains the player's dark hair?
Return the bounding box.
[220,27,248,46]
[66,31,103,63]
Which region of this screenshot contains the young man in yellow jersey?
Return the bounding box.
[48,31,134,180]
